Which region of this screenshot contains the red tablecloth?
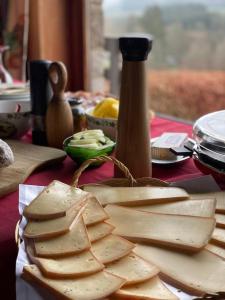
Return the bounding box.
[0,116,203,299]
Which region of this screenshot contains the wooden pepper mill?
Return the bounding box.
[46,61,74,148]
[115,36,153,178]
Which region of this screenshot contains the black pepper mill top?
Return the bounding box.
[119,36,153,61]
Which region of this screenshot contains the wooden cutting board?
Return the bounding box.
[0,140,67,197]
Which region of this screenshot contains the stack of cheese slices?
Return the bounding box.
[22,181,225,299]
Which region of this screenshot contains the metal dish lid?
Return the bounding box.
[193,110,225,151]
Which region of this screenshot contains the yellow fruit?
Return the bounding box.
[93,98,119,119]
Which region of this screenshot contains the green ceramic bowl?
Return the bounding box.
[63,136,116,167]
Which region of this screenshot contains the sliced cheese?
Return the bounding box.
[115,276,178,300]
[91,234,134,264]
[216,213,225,229]
[83,197,109,226]
[87,222,114,243]
[151,132,188,161]
[27,244,104,278]
[22,265,126,300]
[134,198,216,218]
[105,252,159,285]
[34,216,90,257]
[191,192,225,213]
[105,205,215,251]
[83,185,189,206]
[211,227,225,247]
[205,243,225,260]
[24,205,84,239]
[24,180,89,220]
[134,244,225,296]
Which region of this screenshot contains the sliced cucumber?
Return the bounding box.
[68,129,114,150]
[73,129,104,139]
[69,138,98,145]
[68,143,100,149]
[82,134,105,140]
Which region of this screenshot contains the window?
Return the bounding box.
[103,0,225,121]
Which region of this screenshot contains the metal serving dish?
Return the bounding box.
[192,110,225,181]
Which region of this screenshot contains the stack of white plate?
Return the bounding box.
[0,83,30,101]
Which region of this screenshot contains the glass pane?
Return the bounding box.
[103,0,225,121]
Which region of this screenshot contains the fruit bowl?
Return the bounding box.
[85,108,117,141]
[63,132,115,166]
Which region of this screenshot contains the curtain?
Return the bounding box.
[28,0,88,90]
[0,0,89,90]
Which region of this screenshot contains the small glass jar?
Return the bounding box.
[68,97,86,133]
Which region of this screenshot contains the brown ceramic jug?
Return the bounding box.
[46,61,74,148]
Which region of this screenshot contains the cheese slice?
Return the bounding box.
[24,204,84,239]
[22,265,126,300]
[87,222,114,242]
[134,244,225,296]
[151,132,188,161]
[27,244,104,278]
[105,205,215,251]
[91,234,134,264]
[34,216,90,257]
[211,227,225,247]
[191,192,225,213]
[105,252,159,285]
[216,213,225,229]
[83,197,109,226]
[205,243,225,260]
[24,180,89,220]
[115,276,178,300]
[134,198,216,218]
[83,185,189,206]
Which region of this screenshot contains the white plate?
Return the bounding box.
[151,137,190,165]
[0,97,30,101]
[0,94,30,98]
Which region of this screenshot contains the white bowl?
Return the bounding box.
[0,100,31,138]
[85,108,117,141]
